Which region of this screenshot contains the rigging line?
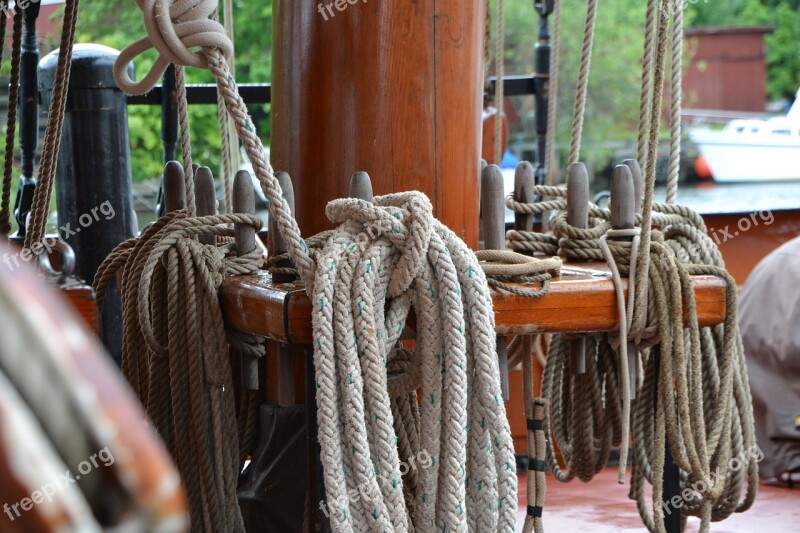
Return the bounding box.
[567,0,599,166]
[666,0,684,204]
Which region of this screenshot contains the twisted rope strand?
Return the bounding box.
[1,5,22,236]
[567,0,599,165]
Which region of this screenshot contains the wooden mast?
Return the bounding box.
[271,0,486,248]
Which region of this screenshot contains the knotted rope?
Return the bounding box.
[308,193,517,531]
[114,2,518,531]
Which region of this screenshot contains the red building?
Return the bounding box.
[3,1,65,50]
[683,25,774,112]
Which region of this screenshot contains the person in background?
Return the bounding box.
[739,235,800,486]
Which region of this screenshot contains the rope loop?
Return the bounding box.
[326,191,434,298]
[114,0,234,95]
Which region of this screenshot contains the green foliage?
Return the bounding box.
[686,0,800,100]
[502,0,649,168]
[74,0,273,181]
[765,3,800,100]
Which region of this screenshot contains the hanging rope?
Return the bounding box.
[214,1,237,214]
[506,0,758,530]
[544,0,561,187]
[23,0,80,251]
[567,0,599,165]
[113,1,518,531]
[494,0,505,165]
[0,3,23,236]
[94,210,265,531]
[665,0,683,204]
[175,66,196,216]
[637,0,659,169]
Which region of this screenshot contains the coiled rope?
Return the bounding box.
[113,1,518,531]
[505,0,759,531]
[95,209,266,531]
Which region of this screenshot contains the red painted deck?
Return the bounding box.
[516,468,799,531]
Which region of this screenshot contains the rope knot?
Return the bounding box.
[114,0,234,95]
[326,191,434,298]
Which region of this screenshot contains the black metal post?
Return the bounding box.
[39,44,137,364]
[653,344,682,533]
[533,0,554,187]
[11,3,41,242]
[155,65,179,218]
[161,65,178,164]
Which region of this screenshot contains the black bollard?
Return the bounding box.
[39,44,136,364]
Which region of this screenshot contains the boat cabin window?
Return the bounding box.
[771,129,791,136]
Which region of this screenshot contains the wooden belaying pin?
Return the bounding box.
[566,162,589,374]
[194,166,217,246]
[481,164,511,401]
[233,170,260,391]
[622,159,644,215]
[514,161,536,234]
[163,161,186,213]
[349,171,374,202]
[270,171,297,283]
[610,164,638,400]
[270,171,298,405]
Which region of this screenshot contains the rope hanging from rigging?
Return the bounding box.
[109,1,521,531]
[505,0,759,532]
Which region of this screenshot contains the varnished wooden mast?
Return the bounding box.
[271,1,486,248]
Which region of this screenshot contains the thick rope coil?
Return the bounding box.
[115,4,518,531]
[93,210,265,531]
[311,192,516,532]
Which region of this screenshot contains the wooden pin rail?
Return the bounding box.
[219,262,727,343]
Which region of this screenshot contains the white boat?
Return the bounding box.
[689,87,800,182]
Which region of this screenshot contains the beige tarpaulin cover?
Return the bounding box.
[740,235,800,479]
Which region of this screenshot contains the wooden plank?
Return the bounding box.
[219,263,727,344]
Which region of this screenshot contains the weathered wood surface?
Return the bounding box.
[219,264,727,344]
